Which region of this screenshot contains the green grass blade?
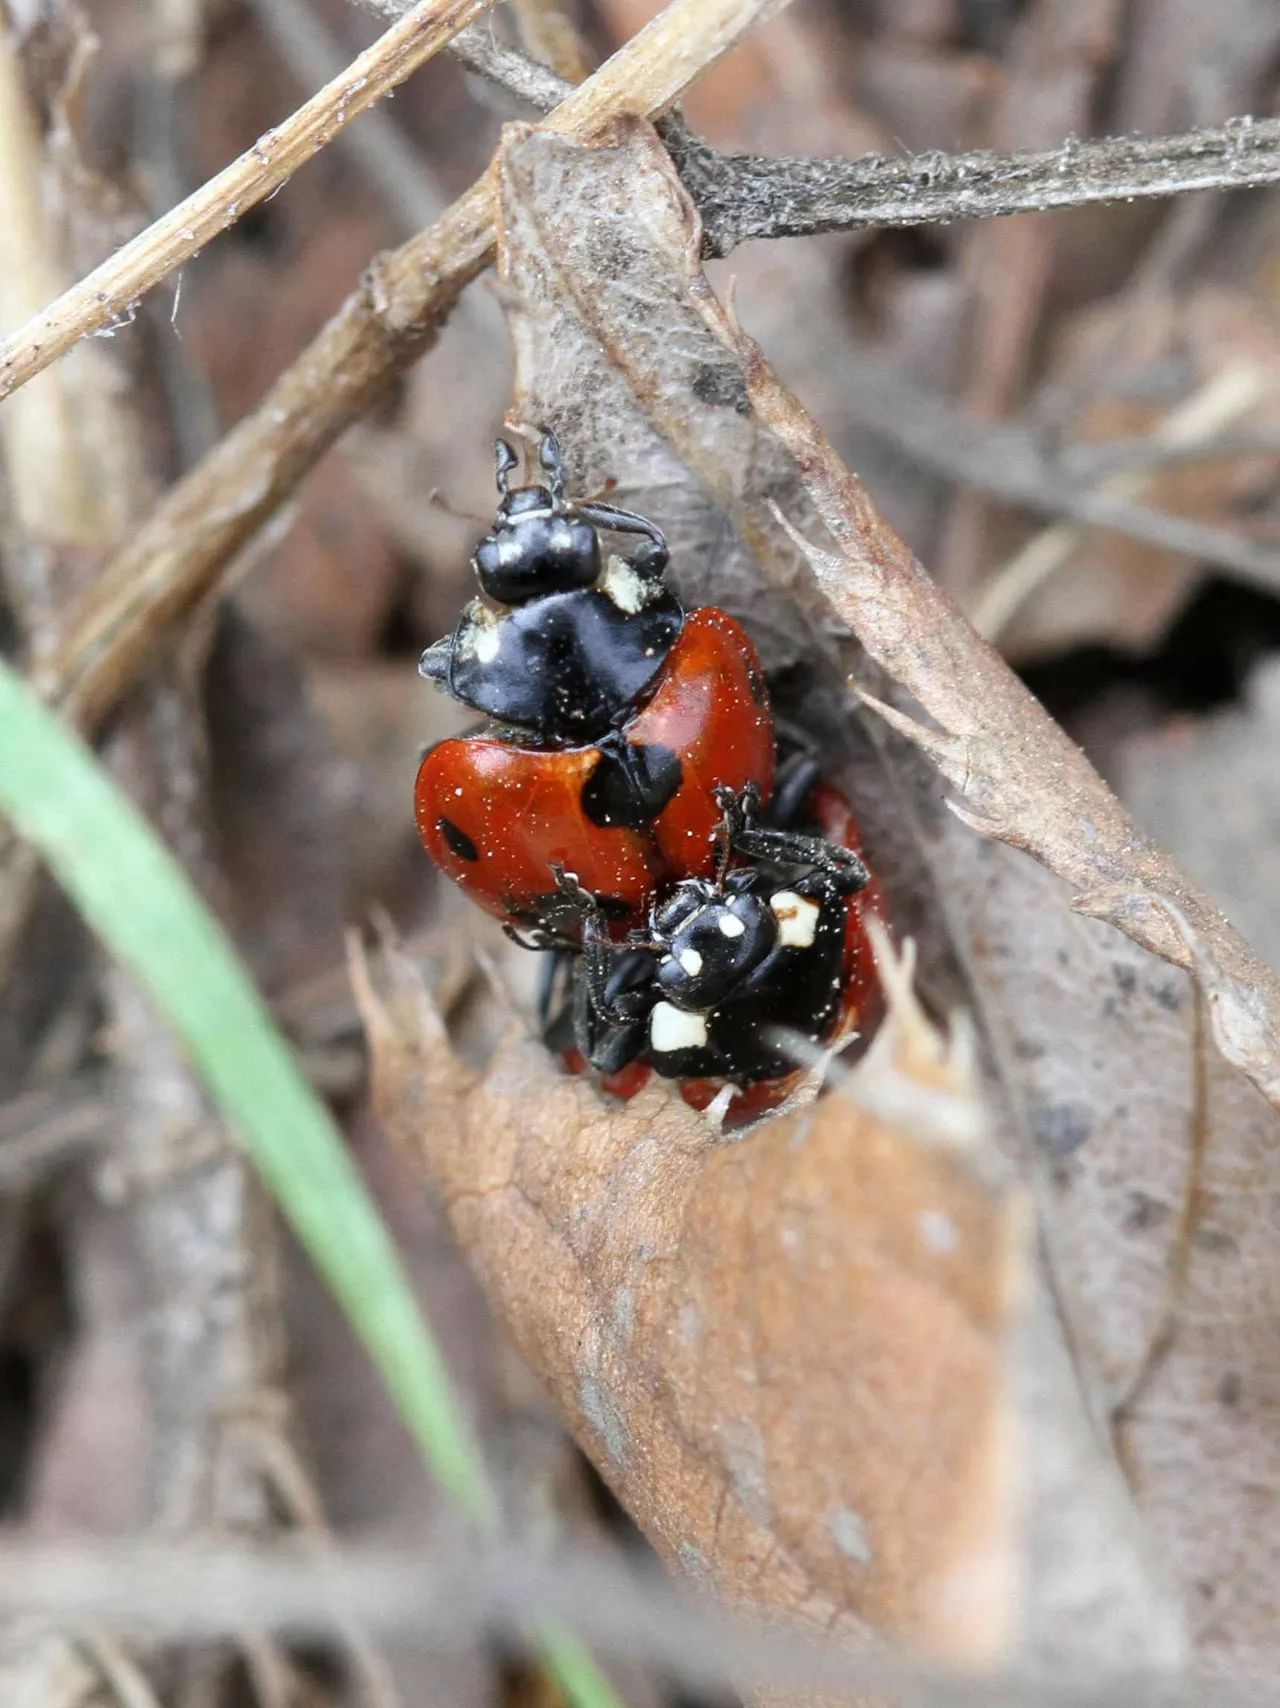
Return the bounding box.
[0,660,627,1708]
[0,658,494,1525]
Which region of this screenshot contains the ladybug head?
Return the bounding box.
[472,432,601,606]
[650,873,778,1011]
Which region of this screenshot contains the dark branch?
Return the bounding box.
[446,30,1280,257]
[668,116,1280,255]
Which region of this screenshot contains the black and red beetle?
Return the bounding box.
[551,778,887,1126]
[415,431,777,938]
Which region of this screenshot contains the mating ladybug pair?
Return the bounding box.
[415,431,884,1122]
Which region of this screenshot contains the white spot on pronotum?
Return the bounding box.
[650,1002,708,1054]
[601,555,650,614]
[920,1210,959,1254]
[679,948,704,976]
[827,1506,873,1565]
[473,621,500,664]
[771,890,820,948]
[718,913,745,939]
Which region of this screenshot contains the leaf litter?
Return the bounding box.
[360,117,1280,1693]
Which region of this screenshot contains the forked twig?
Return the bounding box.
[0,0,494,401]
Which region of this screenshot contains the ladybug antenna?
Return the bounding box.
[538,428,567,505]
[428,489,490,526]
[493,437,519,497]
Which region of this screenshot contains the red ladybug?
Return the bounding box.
[416,432,776,938]
[555,779,886,1128]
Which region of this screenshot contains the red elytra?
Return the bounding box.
[415,607,776,937]
[564,780,887,1128]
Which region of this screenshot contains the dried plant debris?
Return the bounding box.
[12,3,1280,1704]
[363,925,1188,1678]
[362,115,1280,1688]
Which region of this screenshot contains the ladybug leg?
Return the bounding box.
[536,947,574,1033]
[714,784,870,896]
[569,972,648,1076]
[418,632,454,691]
[766,751,822,830]
[502,922,579,954]
[551,865,654,1026]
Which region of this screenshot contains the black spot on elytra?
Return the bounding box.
[746,659,769,707]
[582,738,683,829]
[438,817,479,862]
[690,362,751,413]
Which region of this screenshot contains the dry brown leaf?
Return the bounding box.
[364,928,1022,1665]
[381,116,1280,1680]
[493,118,846,675]
[363,910,1195,1677]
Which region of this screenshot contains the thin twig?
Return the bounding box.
[0,0,495,400]
[449,19,572,107]
[76,1633,165,1708]
[249,0,450,234]
[434,29,1280,258]
[1060,429,1280,480]
[0,1080,107,1185]
[0,1534,1205,1708]
[836,350,1280,600]
[240,1426,404,1708]
[35,0,795,736]
[0,21,94,562]
[674,114,1280,256]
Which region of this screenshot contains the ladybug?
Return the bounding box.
[416,431,776,938]
[549,779,886,1126]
